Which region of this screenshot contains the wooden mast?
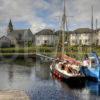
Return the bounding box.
[91,6,94,49]
[91,6,94,31]
[96,19,98,32]
[57,0,69,58]
[90,6,94,52]
[61,0,66,56]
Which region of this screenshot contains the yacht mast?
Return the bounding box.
[61,0,67,56]
[96,19,98,32]
[91,6,94,51]
[91,6,94,31]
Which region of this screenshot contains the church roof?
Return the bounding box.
[8,29,33,37]
[0,36,11,42]
[7,28,34,41]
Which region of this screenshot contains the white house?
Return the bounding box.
[95,30,100,45]
[35,28,100,46]
[69,28,99,45]
[35,29,58,46]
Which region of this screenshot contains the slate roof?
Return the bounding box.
[35,29,55,35]
[8,29,32,35]
[7,29,34,40]
[74,28,93,33]
[0,36,11,42]
[55,30,74,35]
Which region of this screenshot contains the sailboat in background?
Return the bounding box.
[50,0,83,81]
[79,6,100,82]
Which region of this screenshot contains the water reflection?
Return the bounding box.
[57,80,100,100]
[8,64,14,83]
[35,60,50,80]
[86,81,100,96]
[0,59,100,100]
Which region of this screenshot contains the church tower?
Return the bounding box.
[7,19,13,33]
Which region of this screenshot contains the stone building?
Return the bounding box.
[7,20,34,47]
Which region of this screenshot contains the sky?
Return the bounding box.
[0,0,100,36]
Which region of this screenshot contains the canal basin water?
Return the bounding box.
[0,59,100,100]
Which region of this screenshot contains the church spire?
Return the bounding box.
[7,19,13,33]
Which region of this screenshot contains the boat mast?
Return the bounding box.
[96,19,98,33]
[91,6,94,31]
[61,0,67,56]
[90,6,94,52]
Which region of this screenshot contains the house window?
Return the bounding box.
[79,40,82,45]
[18,34,22,40]
[96,39,99,45]
[37,40,40,43]
[44,40,48,44]
[85,40,88,43]
[72,40,77,44]
[72,40,75,43]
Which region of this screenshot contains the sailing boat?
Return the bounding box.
[80,52,100,82]
[50,0,83,80]
[79,7,100,82]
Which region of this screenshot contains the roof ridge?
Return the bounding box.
[13,29,28,31]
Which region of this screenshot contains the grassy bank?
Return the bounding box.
[0,45,100,60]
[0,46,54,53]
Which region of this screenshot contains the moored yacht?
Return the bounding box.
[50,0,84,81]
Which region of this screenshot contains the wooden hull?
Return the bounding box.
[50,64,85,82]
[50,64,87,89]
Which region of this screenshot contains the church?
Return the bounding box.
[7,20,34,47]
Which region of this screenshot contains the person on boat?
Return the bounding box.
[82,54,90,67]
[80,54,90,76]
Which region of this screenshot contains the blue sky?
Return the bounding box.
[0,0,100,36]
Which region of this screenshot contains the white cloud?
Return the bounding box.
[31,21,47,33]
[0,0,49,34]
[0,0,100,35]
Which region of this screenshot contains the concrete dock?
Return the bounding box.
[0,90,29,100]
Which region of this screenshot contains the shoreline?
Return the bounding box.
[0,90,29,100]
